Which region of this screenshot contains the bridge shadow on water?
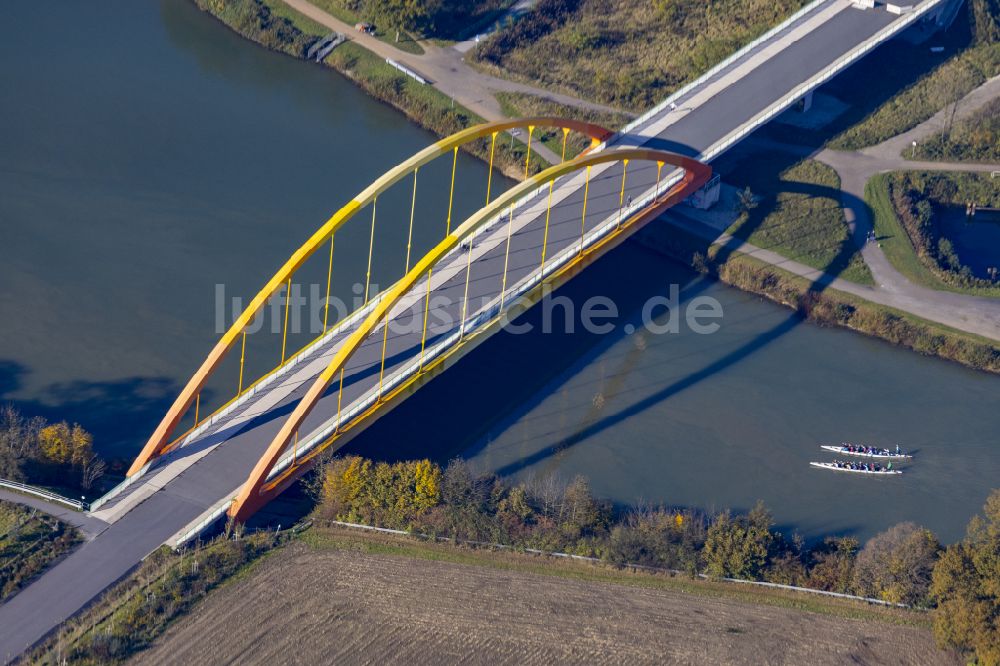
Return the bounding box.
[344,137,867,489]
[0,360,182,464]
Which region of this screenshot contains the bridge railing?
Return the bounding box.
[263,161,694,487]
[225,148,709,519]
[701,0,946,164]
[128,118,618,479]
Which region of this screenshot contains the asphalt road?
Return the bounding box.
[0,3,926,661]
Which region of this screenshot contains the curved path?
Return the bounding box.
[813,75,1000,340]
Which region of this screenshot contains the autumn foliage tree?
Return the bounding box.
[0,407,105,491]
[806,536,858,594]
[320,455,441,528]
[703,501,776,580]
[853,522,940,607]
[931,490,1000,665]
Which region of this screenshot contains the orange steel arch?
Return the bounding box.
[128,118,616,477]
[229,148,711,521]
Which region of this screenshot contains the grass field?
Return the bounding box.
[0,500,80,603]
[911,97,1000,163]
[866,173,1000,298]
[718,155,873,285]
[130,526,952,666]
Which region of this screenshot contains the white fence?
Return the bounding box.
[323,519,914,609]
[0,478,88,511]
[386,58,428,85]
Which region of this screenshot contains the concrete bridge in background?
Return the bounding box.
[0,0,961,661]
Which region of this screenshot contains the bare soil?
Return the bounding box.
[133,529,956,666]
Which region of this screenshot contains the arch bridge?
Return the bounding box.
[121,117,710,524]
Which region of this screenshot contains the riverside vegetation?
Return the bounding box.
[25,456,1000,665]
[691,145,1000,373]
[193,0,548,178]
[0,405,107,496]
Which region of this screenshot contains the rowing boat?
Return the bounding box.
[810,462,902,475]
[820,445,911,459]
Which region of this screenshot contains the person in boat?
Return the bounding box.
[895,445,900,455]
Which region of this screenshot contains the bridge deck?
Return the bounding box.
[0,1,941,659]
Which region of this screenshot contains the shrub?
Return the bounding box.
[703,501,776,580]
[853,522,940,607]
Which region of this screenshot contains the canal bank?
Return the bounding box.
[194,0,1000,377]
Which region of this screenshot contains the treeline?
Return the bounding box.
[314,456,940,601]
[0,405,106,492]
[313,455,998,661]
[888,172,1000,289]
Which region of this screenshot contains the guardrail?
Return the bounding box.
[386,58,428,85]
[0,478,88,511]
[264,0,949,483]
[624,0,828,136]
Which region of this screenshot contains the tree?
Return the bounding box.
[807,536,858,593]
[0,404,43,481]
[703,501,775,580]
[931,489,1000,665]
[319,456,441,528]
[736,186,758,214]
[559,476,603,535]
[853,522,940,606]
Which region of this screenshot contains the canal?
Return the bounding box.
[1,0,997,543]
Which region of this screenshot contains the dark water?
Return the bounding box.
[939,205,1000,279]
[1,1,998,543]
[0,0,509,454]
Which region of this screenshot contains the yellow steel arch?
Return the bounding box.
[229,148,711,521]
[129,118,616,476]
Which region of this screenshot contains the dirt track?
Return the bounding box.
[133,535,954,666]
